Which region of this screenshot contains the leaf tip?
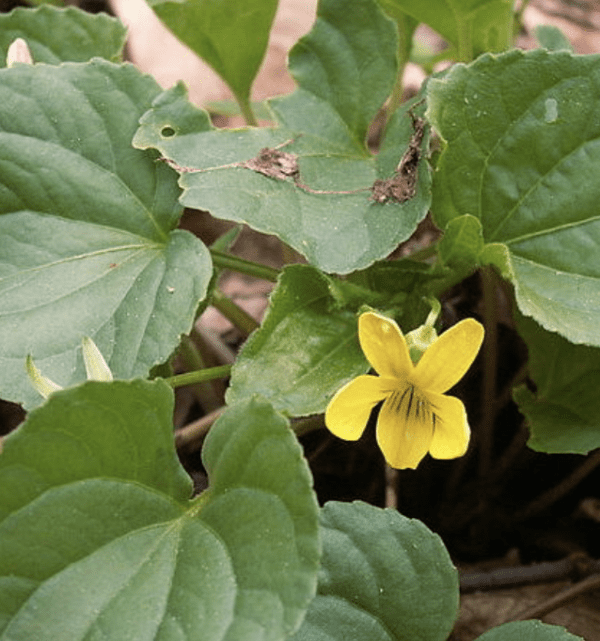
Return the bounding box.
[82,337,113,382]
[26,354,63,399]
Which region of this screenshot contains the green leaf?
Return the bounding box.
[428,49,600,346]
[345,258,443,329]
[381,0,514,60]
[283,0,398,146]
[513,314,600,454]
[0,60,212,408]
[376,0,418,67]
[0,379,191,522]
[0,386,320,640]
[291,501,459,641]
[205,99,274,121]
[134,80,431,274]
[0,5,126,65]
[438,214,484,267]
[146,0,278,119]
[226,265,367,416]
[476,620,583,640]
[534,25,574,53]
[201,398,321,637]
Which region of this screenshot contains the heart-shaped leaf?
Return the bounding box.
[134,0,431,274]
[0,5,126,65]
[428,49,600,346]
[290,501,459,641]
[146,0,278,118]
[0,60,212,408]
[0,379,191,522]
[0,382,320,640]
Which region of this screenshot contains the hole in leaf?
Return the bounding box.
[161,126,176,138]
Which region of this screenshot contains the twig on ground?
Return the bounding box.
[460,554,600,593]
[512,572,600,621]
[174,407,224,452]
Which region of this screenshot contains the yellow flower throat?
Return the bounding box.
[388,385,439,427]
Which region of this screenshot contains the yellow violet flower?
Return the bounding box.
[325,311,484,469]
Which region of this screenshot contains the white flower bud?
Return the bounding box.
[82,337,113,382]
[6,38,33,67]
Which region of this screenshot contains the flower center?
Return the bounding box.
[388,384,438,427]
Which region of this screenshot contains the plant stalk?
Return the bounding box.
[165,365,232,389]
[211,288,259,336]
[238,95,259,127]
[210,249,280,282]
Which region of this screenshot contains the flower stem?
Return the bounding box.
[211,288,259,336]
[179,334,222,412]
[210,249,280,282]
[165,365,232,389]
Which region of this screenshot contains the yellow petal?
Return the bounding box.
[325,375,390,441]
[413,318,484,393]
[376,388,434,469]
[358,311,413,379]
[428,393,470,460]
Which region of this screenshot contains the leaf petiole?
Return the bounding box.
[164,365,232,389]
[210,249,280,282]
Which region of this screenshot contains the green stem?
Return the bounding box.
[386,61,407,123]
[211,288,259,336]
[513,0,532,37]
[381,9,417,124]
[179,334,222,412]
[165,365,232,389]
[210,249,280,282]
[478,266,498,480]
[238,95,258,127]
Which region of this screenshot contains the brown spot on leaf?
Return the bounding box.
[242,146,300,182]
[371,107,427,204]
